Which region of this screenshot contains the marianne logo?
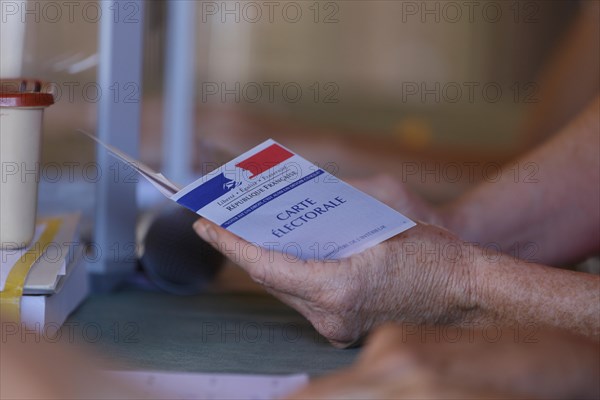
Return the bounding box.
[223,177,240,191]
[176,143,294,212]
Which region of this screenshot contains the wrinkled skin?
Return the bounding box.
[194,219,477,348]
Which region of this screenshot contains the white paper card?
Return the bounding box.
[105,371,308,400]
[82,132,415,260]
[172,139,415,260]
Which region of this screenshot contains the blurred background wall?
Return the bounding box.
[11,0,586,203]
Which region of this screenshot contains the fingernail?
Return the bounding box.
[192,220,204,235]
[194,219,217,243]
[204,224,218,243]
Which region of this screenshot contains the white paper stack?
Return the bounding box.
[0,213,89,330]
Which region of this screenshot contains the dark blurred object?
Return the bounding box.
[141,206,224,295]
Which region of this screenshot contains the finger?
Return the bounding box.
[358,324,424,372]
[192,218,335,297]
[192,218,358,334]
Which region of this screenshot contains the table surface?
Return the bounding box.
[67,282,359,377]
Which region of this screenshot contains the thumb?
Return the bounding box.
[192,218,315,292]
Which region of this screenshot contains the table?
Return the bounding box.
[67,284,359,376]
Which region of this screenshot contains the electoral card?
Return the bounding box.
[172,139,415,260]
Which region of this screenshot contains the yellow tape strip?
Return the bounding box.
[0,219,62,322]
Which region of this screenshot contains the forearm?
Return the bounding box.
[469,249,600,340]
[519,3,599,147]
[442,95,600,265]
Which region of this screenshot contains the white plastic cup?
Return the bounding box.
[0,80,54,249]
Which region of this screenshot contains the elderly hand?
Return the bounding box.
[286,324,600,399]
[348,174,445,225]
[194,219,479,348]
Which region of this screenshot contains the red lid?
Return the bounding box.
[0,79,54,108]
